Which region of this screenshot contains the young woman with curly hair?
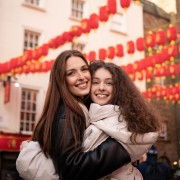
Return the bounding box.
[82,60,161,179]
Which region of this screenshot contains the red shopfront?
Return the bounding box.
[0,132,31,179]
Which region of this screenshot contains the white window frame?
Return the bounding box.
[159,121,168,140]
[24,30,40,52]
[20,88,38,134]
[71,0,84,20]
[110,11,127,34]
[72,42,85,52]
[154,76,165,86]
[23,0,46,9]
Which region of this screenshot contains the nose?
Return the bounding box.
[77,72,85,80]
[99,82,105,90]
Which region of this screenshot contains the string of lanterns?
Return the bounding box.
[0,0,179,84]
[142,83,180,103]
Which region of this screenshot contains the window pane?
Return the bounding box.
[24,30,40,52]
[71,0,84,19]
[20,88,38,133]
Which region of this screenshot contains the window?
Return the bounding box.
[110,12,127,34]
[154,77,165,86]
[20,88,38,134]
[24,30,40,52]
[71,0,84,19]
[159,122,168,140]
[72,42,85,52]
[24,0,46,9]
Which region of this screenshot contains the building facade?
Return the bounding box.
[0,0,144,178]
[142,0,180,168]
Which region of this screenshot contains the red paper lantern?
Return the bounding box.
[88,51,96,61]
[23,49,33,62]
[115,44,124,58]
[48,38,56,49]
[62,31,73,42]
[156,29,166,46]
[30,63,36,73]
[126,64,135,81]
[99,48,106,60]
[136,71,144,81]
[70,25,83,37]
[145,68,153,82]
[166,25,177,42]
[136,37,145,52]
[43,61,52,72]
[89,13,99,30]
[154,52,163,65]
[161,87,167,97]
[135,60,145,72]
[81,18,91,34]
[177,62,180,74]
[99,6,109,22]
[54,35,65,48]
[33,48,41,60]
[168,44,177,62]
[107,46,115,59]
[145,32,156,51]
[156,89,163,100]
[82,53,88,60]
[154,66,161,78]
[146,90,152,101]
[107,0,117,15]
[161,47,169,63]
[120,0,131,9]
[10,58,18,70]
[160,65,168,79]
[145,56,154,68]
[41,44,49,57]
[18,56,27,67]
[125,64,134,74]
[1,62,10,74]
[169,64,176,78]
[40,62,47,73]
[127,41,135,55]
[24,64,31,74]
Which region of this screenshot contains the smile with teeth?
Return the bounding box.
[96,94,108,98]
[77,82,88,88]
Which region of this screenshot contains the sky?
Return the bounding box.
[147,0,177,14]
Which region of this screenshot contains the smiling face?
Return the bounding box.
[65,56,91,98]
[90,67,113,105]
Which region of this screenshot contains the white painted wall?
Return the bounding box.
[0,0,145,133]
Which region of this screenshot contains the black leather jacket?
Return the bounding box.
[50,102,130,180]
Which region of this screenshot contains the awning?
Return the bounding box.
[0,132,31,152]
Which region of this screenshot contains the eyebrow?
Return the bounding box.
[92,77,113,80]
[66,65,88,72]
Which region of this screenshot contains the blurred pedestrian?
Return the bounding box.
[138,145,172,180]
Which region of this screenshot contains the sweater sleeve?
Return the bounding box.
[51,116,130,180]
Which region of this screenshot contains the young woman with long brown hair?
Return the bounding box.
[16,50,130,180]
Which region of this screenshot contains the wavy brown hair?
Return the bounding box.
[32,50,88,156]
[89,60,161,142]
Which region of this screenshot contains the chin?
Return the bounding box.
[79,90,89,97]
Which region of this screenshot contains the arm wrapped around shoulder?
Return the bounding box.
[51,115,131,180]
[16,140,59,180]
[60,137,131,180]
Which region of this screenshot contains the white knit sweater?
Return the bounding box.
[83,103,159,180]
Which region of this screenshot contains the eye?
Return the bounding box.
[106,81,113,85]
[92,80,99,84]
[81,66,89,72]
[66,71,75,76]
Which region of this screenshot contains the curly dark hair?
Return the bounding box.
[89,60,161,142]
